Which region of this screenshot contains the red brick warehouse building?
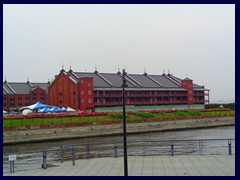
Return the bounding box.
[48,68,210,111]
[3,80,49,112]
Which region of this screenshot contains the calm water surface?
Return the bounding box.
[4,126,235,153]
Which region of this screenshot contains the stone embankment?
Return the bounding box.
[3,116,235,145]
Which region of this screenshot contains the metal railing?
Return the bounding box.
[3,138,235,174]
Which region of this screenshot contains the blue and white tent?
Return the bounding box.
[49,107,61,113]
[65,107,76,112]
[19,102,54,111]
[60,107,67,112]
[38,107,51,113]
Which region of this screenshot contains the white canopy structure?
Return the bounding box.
[65,107,76,112]
[19,102,54,111]
[22,109,33,115]
[3,110,8,115]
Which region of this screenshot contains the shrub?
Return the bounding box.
[135,112,154,118]
[108,113,129,120]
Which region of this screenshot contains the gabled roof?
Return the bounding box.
[148,75,179,88]
[171,75,202,88]
[3,82,49,95]
[68,71,206,90]
[99,73,135,88]
[31,83,49,92]
[7,82,31,94]
[73,72,112,88]
[128,74,160,88]
[3,83,14,94]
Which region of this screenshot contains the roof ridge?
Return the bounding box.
[126,74,143,87]
[69,76,77,84]
[146,75,163,87]
[3,86,9,93]
[70,71,81,80]
[5,82,16,94]
[96,73,113,87]
[98,72,119,75]
[125,77,137,87]
[73,71,94,74]
[164,75,181,87]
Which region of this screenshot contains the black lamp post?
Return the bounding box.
[122,69,128,176]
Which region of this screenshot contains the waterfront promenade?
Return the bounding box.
[4,155,235,176]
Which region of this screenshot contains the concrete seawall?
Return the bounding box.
[3,116,235,145]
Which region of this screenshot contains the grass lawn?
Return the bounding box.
[3,110,235,128]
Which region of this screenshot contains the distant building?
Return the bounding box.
[48,68,210,111]
[3,80,49,112]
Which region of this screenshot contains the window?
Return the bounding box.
[73,91,75,95]
[60,100,62,104]
[59,92,62,96]
[18,103,22,106]
[81,80,84,84]
[88,83,91,87]
[88,90,91,95]
[81,99,84,103]
[88,99,92,103]
[189,90,192,94]
[190,97,192,101]
[189,84,192,88]
[81,90,84,95]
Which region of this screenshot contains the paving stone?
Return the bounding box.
[3,155,235,176]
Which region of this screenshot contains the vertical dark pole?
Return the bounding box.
[72,147,75,166]
[10,161,12,173]
[228,139,232,155]
[114,142,118,158]
[13,161,14,173]
[60,145,63,163]
[122,69,128,176]
[171,145,174,156]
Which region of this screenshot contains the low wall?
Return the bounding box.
[3,116,235,145]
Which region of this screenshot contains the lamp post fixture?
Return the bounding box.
[122,69,128,176]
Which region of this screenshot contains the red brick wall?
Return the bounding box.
[79,78,94,111]
[48,72,78,109]
[181,80,194,105]
[31,87,47,104]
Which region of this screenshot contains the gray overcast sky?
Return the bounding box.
[3,4,235,102]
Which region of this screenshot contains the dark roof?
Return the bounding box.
[171,75,202,88]
[31,83,49,92]
[74,72,112,87]
[183,77,192,81]
[3,83,15,94]
[7,82,31,94]
[100,73,135,88]
[3,82,49,95]
[148,75,179,88]
[70,71,206,90]
[128,74,160,88]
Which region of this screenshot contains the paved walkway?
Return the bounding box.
[4,155,235,176]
